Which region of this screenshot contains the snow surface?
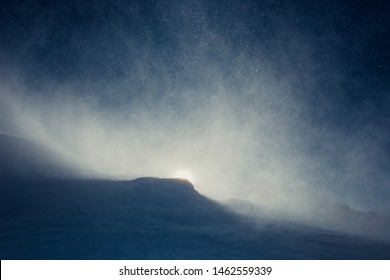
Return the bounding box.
[1,176,390,259]
[1,133,390,259]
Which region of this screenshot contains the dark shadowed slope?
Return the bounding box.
[0,133,80,179]
[1,134,390,259]
[1,176,390,260]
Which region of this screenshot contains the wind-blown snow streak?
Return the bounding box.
[0,0,389,241]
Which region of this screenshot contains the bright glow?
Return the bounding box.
[173,169,194,183]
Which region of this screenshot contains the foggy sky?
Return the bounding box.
[1,0,389,238]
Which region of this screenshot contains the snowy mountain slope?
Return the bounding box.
[2,175,390,260]
[0,133,79,179]
[1,134,390,259]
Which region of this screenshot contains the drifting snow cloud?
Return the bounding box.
[1,0,389,239]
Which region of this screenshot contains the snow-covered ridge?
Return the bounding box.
[1,133,390,259]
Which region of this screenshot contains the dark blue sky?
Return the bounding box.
[1,0,389,122]
[0,0,389,214]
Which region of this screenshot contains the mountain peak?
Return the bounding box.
[131,177,195,191]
